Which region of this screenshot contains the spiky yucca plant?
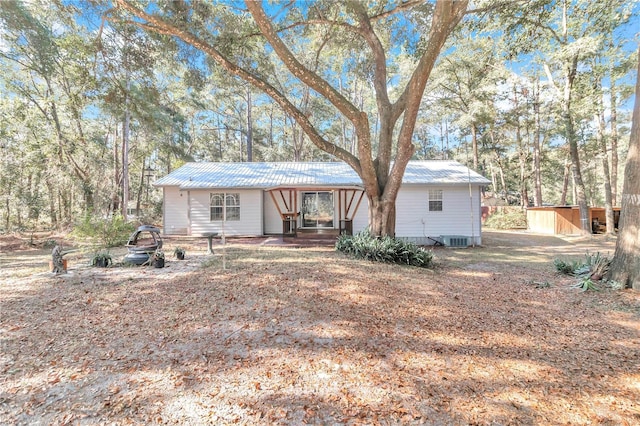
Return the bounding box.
[336,229,433,268]
[553,252,612,291]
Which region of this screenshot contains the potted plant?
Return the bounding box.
[173,247,185,260]
[152,249,165,268]
[91,251,112,268]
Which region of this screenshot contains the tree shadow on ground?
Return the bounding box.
[1,238,638,424]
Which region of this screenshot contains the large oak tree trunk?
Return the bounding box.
[368,196,396,237]
[608,48,640,290]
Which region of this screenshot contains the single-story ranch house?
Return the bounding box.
[153,160,490,246]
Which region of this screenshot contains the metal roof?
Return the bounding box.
[153,161,490,189]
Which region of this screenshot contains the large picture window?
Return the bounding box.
[210,193,240,221]
[302,191,334,228]
[428,189,443,212]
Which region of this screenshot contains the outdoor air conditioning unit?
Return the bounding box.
[441,235,469,247]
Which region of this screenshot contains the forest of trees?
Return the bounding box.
[0,0,637,233]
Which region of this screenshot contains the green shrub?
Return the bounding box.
[72,214,135,248]
[553,258,579,275]
[336,229,433,268]
[484,209,527,229]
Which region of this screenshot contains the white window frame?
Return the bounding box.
[210,192,240,221]
[428,189,443,212]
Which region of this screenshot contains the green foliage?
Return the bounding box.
[336,230,434,268]
[483,209,527,229]
[570,278,600,292]
[553,252,612,291]
[553,258,580,275]
[72,214,135,248]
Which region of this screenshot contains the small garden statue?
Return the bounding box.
[51,244,66,274]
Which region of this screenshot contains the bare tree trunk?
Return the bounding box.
[471,123,478,170]
[220,119,226,160]
[111,129,120,214]
[440,121,446,159]
[136,162,145,217]
[46,78,94,214]
[560,158,570,205]
[288,115,303,162]
[610,78,620,206]
[489,161,497,197]
[268,105,274,149]
[572,169,578,206]
[608,48,640,290]
[514,95,529,207]
[563,77,589,232]
[519,150,529,207]
[288,83,311,161]
[246,87,253,162]
[594,85,615,234]
[5,194,9,232]
[541,4,588,230]
[121,79,131,219]
[60,71,94,213]
[496,158,507,202]
[488,130,507,202]
[445,120,450,158]
[338,79,349,151]
[533,77,543,206]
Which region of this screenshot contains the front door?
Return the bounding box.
[302,191,334,228]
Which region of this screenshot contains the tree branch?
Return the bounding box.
[465,0,528,16]
[112,0,360,173]
[244,1,364,127]
[368,0,424,21]
[388,0,468,193]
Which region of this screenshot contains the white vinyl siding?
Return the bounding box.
[162,183,483,245]
[162,187,189,235]
[351,195,369,235]
[190,189,262,236]
[264,191,286,234]
[394,185,483,245]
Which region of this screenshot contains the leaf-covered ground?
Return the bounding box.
[1,231,639,425]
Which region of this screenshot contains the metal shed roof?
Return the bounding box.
[153,160,490,189]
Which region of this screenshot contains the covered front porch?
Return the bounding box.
[266,187,365,238]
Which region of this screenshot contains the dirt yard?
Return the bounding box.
[1,230,639,425]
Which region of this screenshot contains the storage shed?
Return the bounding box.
[526,206,621,235]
